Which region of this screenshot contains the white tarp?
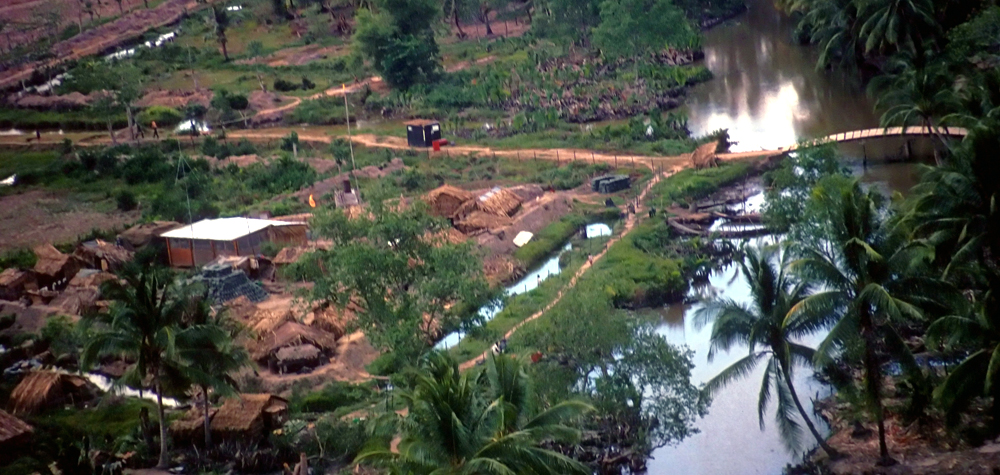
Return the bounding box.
[512,231,534,247]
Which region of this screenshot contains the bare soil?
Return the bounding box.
[136,88,214,109]
[0,189,138,251]
[238,44,349,67]
[476,188,576,259]
[0,0,150,50]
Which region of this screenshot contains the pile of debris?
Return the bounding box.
[193,264,269,304]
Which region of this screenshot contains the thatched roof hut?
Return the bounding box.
[32,244,82,288]
[117,221,181,250]
[0,410,33,455]
[455,187,523,219]
[273,246,309,266]
[251,321,339,363]
[0,268,35,301]
[67,269,116,289]
[7,371,98,415]
[209,394,288,442]
[49,287,101,316]
[275,344,322,373]
[74,240,134,271]
[690,141,719,169]
[250,308,295,337]
[426,185,475,218]
[454,211,512,235]
[169,406,218,445]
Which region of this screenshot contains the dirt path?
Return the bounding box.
[457,167,674,371]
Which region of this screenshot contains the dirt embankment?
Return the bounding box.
[0,189,139,251]
[0,0,149,51]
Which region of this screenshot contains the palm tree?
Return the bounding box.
[209,6,231,62]
[790,181,936,466]
[82,269,186,469]
[355,352,592,474]
[172,299,250,448]
[696,245,839,457]
[871,58,961,160]
[855,0,937,56]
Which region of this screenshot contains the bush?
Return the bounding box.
[274,78,299,92]
[301,76,316,90]
[0,248,37,270]
[115,189,138,211]
[137,106,183,127]
[290,381,373,414]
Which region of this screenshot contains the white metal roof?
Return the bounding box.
[160,217,304,242]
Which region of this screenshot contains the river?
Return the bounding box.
[646,0,930,473]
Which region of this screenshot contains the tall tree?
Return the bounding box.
[871,58,961,158]
[208,5,231,62]
[356,352,592,474]
[81,269,186,469]
[353,0,441,89]
[591,0,698,58]
[246,40,268,92]
[790,181,938,466]
[855,0,937,57]
[696,245,839,457]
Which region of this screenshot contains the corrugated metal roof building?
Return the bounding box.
[160,217,307,268]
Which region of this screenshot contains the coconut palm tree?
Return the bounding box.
[871,58,961,160]
[208,6,231,62]
[855,0,937,56]
[355,352,592,474]
[172,299,250,448]
[789,181,936,466]
[82,268,186,469]
[696,245,839,457]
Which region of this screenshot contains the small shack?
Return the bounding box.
[209,394,288,442]
[455,187,523,219]
[7,371,99,415]
[426,185,474,218]
[160,217,307,267]
[405,120,441,147]
[169,405,218,445]
[0,410,33,458]
[32,244,82,290]
[591,175,632,194]
[251,322,339,373]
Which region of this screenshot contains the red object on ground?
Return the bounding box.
[531,351,543,363]
[432,139,450,151]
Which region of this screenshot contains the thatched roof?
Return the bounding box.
[271,213,314,223]
[251,321,339,361]
[210,394,287,434]
[276,344,321,364]
[170,406,218,441]
[7,371,97,415]
[118,221,182,249]
[426,185,475,217]
[250,308,295,337]
[74,240,134,271]
[307,301,355,338]
[67,270,116,289]
[456,187,523,219]
[49,287,101,316]
[32,244,79,279]
[273,246,309,266]
[0,410,32,444]
[690,141,719,169]
[0,268,32,287]
[454,211,512,235]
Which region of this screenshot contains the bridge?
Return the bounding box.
[718,125,969,160]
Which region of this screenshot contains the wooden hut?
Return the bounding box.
[169,405,218,445]
[32,244,82,290]
[7,371,98,415]
[209,394,288,442]
[160,217,308,268]
[426,185,474,218]
[0,410,33,459]
[275,344,322,373]
[251,322,339,372]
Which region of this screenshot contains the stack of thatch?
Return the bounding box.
[250,321,339,363]
[426,185,474,218]
[690,141,719,169]
[250,308,295,337]
[0,409,33,454]
[7,371,98,415]
[455,187,523,219]
[454,212,512,235]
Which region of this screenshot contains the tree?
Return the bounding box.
[696,245,839,456]
[208,6,231,62]
[790,181,939,466]
[532,0,602,47]
[855,0,937,56]
[356,352,592,474]
[290,200,495,361]
[353,0,440,89]
[173,300,250,448]
[81,268,186,469]
[591,0,697,58]
[114,0,124,15]
[872,58,961,158]
[246,40,268,92]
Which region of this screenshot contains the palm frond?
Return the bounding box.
[703,352,767,398]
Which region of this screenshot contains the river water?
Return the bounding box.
[645,0,931,473]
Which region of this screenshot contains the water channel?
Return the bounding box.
[646,0,931,472]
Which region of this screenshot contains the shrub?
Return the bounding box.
[137,106,183,127]
[0,248,37,270]
[290,381,373,414]
[274,78,299,92]
[301,76,316,90]
[115,189,138,211]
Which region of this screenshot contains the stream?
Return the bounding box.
[435,223,612,350]
[646,0,932,472]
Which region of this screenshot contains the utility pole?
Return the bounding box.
[343,84,360,203]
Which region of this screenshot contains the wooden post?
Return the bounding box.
[615,155,618,167]
[517,151,520,161]
[534,151,537,161]
[556,150,560,165]
[906,140,913,160]
[573,150,576,161]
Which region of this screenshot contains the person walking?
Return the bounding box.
[151,121,159,139]
[136,122,145,139]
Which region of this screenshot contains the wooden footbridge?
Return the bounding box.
[718,125,969,160]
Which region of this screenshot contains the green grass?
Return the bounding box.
[30,398,158,440]
[0,151,61,178]
[646,161,754,207]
